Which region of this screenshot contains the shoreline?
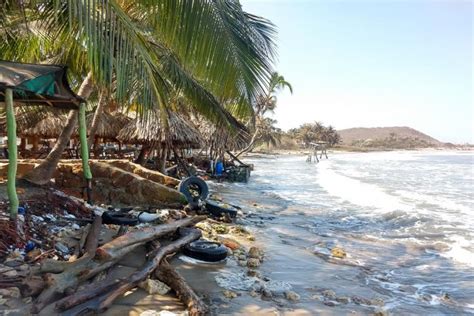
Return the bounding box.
[189,152,474,315]
[245,147,474,157]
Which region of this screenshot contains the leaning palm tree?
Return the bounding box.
[236,72,292,156]
[1,1,277,184]
[254,72,293,116]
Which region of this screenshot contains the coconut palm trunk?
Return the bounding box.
[235,126,260,158]
[87,90,107,149]
[24,72,94,185]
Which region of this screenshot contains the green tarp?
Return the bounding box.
[0,60,83,109]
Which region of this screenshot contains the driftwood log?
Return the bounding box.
[95,216,205,260]
[58,228,202,315]
[34,216,205,313]
[156,261,209,316]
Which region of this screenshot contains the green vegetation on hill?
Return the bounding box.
[338,127,442,148]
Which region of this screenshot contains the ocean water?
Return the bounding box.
[210,151,474,315]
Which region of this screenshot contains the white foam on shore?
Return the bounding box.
[441,236,474,268]
[317,161,410,213]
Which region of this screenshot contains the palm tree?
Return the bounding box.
[254,72,293,116]
[236,72,292,156]
[1,1,277,184]
[255,117,282,148]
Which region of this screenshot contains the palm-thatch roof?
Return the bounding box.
[196,120,250,152]
[86,111,131,140]
[0,108,68,138]
[117,112,202,149]
[0,108,132,140]
[22,114,68,138]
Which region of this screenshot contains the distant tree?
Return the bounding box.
[291,122,340,148]
[255,118,282,148]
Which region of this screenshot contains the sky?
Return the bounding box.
[241,0,473,144]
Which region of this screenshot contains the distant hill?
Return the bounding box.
[338,126,443,149]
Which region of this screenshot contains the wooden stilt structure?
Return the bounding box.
[307,141,329,163]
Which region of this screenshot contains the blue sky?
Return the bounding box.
[241,0,473,143]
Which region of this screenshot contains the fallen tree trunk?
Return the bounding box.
[156,261,209,316]
[84,215,102,255]
[60,228,202,315]
[34,217,204,313]
[96,216,205,261]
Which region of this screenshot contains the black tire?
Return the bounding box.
[205,200,238,218]
[102,211,138,226]
[182,240,228,262]
[178,176,209,205]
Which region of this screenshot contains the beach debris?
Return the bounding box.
[351,295,373,305]
[3,269,18,277]
[156,209,171,222]
[247,270,260,278]
[139,279,171,295]
[321,289,337,299]
[0,287,21,299]
[140,310,183,316]
[155,261,209,315]
[284,290,300,302]
[213,224,229,234]
[195,221,213,233]
[238,260,247,267]
[223,290,238,299]
[182,240,228,262]
[53,227,203,314]
[24,248,41,262]
[335,296,350,304]
[230,225,250,235]
[331,247,347,259]
[247,258,260,268]
[219,237,241,250]
[261,288,273,299]
[248,246,264,260]
[55,242,69,255]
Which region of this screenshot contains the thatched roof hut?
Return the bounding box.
[22,114,68,138]
[0,109,68,138]
[117,112,202,149]
[1,110,131,141]
[196,120,250,152]
[86,111,131,140]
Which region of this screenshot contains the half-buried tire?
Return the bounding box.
[102,211,138,226]
[182,240,228,262]
[178,176,209,206]
[205,200,238,218]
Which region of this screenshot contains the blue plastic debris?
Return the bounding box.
[25,241,36,252]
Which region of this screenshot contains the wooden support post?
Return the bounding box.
[78,103,93,204]
[5,88,19,219]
